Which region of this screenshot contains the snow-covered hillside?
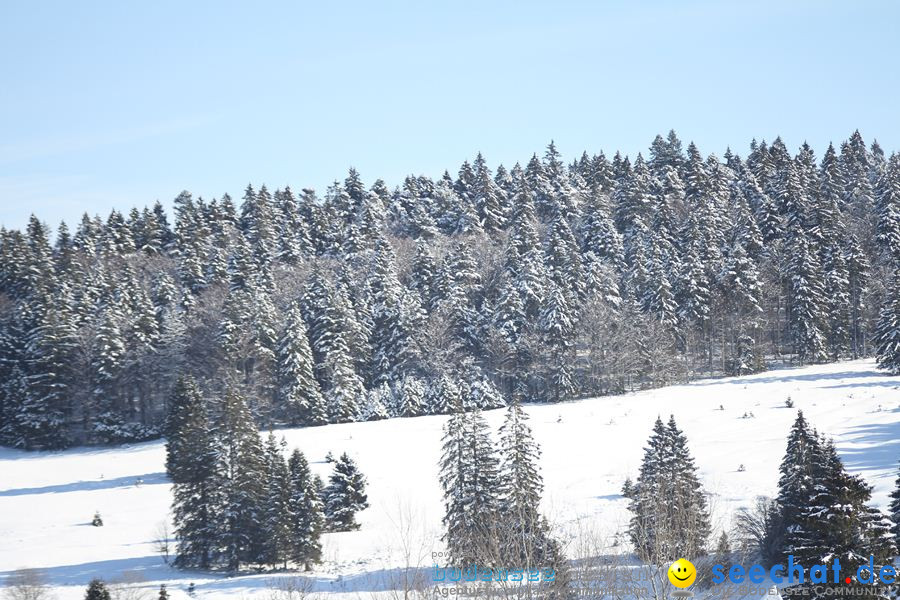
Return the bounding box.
[2,359,899,599]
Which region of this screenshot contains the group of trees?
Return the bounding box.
[770,412,895,579]
[166,376,367,572]
[721,411,896,599]
[439,400,568,593]
[623,415,711,563]
[2,130,899,450]
[625,410,897,599]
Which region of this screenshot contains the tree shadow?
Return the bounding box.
[838,421,900,475]
[686,369,885,388]
[0,556,169,586]
[0,557,444,595]
[0,472,168,497]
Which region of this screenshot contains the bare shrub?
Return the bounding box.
[109,571,152,600]
[266,575,316,600]
[3,569,53,600]
[153,520,172,564]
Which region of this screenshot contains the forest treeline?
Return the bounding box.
[1,130,900,449]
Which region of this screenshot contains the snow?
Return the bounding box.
[1,359,899,599]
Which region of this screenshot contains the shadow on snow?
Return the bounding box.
[0,472,168,497]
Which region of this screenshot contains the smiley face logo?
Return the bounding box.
[668,558,696,588]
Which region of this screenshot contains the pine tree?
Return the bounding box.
[324,453,369,531]
[539,282,575,402]
[772,410,818,565]
[888,462,900,549]
[165,376,207,480]
[168,377,218,570]
[627,416,710,562]
[439,408,501,566]
[369,237,421,387]
[277,303,327,425]
[874,270,900,374]
[472,152,507,233]
[260,433,293,568]
[360,384,392,421]
[393,375,426,417]
[787,233,827,364]
[17,300,76,449]
[875,156,900,265]
[215,389,266,571]
[426,375,463,415]
[303,277,365,423]
[497,400,561,568]
[84,579,111,600]
[287,449,324,569]
[781,424,897,591]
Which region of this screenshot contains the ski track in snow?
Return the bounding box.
[1,359,899,599]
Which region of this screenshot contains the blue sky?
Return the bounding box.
[1,0,898,230]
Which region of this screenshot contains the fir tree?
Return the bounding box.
[439,408,501,566]
[324,452,369,531]
[496,400,563,570]
[627,416,710,562]
[84,579,111,600]
[168,378,218,570]
[787,234,827,364]
[260,433,293,568]
[215,389,266,571]
[539,282,575,403]
[287,449,324,569]
[874,270,900,374]
[277,303,327,425]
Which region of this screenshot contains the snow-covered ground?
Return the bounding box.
[2,359,899,599]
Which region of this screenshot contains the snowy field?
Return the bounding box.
[2,359,899,599]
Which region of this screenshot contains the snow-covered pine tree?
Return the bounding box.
[84,579,112,600]
[875,156,900,265]
[360,383,392,421]
[439,408,471,565]
[302,277,365,423]
[465,366,506,410]
[426,374,463,415]
[787,233,827,364]
[324,452,369,531]
[772,410,818,564]
[472,152,507,234]
[368,237,420,387]
[888,461,900,548]
[874,270,900,374]
[627,416,710,562]
[786,431,896,592]
[276,303,327,426]
[664,416,711,557]
[260,433,293,568]
[16,300,76,449]
[439,408,502,566]
[393,375,426,417]
[168,377,218,570]
[496,400,564,571]
[287,449,324,569]
[214,389,266,571]
[539,282,575,403]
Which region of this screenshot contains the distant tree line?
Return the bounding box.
[2,130,900,449]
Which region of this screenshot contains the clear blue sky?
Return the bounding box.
[2,0,898,230]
